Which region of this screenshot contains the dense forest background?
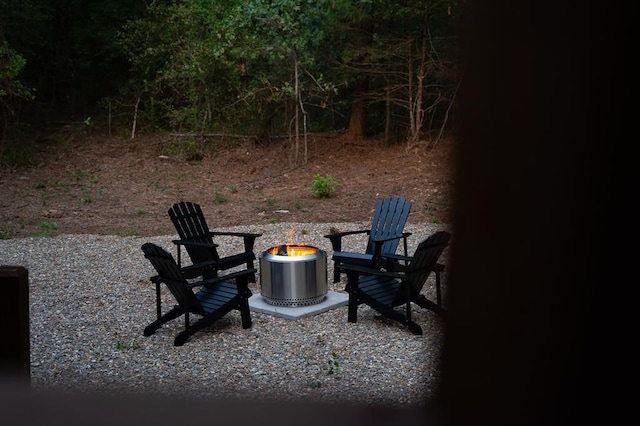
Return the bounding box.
[0,0,461,164]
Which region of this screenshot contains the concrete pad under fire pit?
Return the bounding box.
[249,291,348,320]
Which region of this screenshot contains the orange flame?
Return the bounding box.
[267,226,318,256]
[267,244,318,256]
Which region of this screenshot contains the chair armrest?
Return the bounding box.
[171,239,219,249]
[180,260,218,276]
[381,253,412,263]
[332,251,374,267]
[339,262,403,279]
[188,268,258,289]
[217,252,256,271]
[209,231,262,239]
[371,232,412,258]
[208,232,261,252]
[323,229,369,251]
[369,231,412,244]
[323,229,369,239]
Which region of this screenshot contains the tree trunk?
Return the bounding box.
[346,19,374,141]
[294,52,300,164]
[346,75,369,140]
[384,85,391,146]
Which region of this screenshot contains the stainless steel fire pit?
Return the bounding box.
[259,244,328,307]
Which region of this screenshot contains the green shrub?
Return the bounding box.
[213,189,228,204]
[32,221,58,237]
[308,174,337,198]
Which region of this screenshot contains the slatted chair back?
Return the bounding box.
[402,231,451,299]
[141,242,205,316]
[366,196,412,257]
[168,201,221,265]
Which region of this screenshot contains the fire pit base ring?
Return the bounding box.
[262,294,326,308]
[260,244,328,308]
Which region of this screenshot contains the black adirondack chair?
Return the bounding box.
[324,195,412,283]
[168,201,261,282]
[141,242,255,346]
[339,231,451,335]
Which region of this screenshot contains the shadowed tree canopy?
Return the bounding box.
[1,0,460,151]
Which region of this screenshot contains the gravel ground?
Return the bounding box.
[0,222,451,409]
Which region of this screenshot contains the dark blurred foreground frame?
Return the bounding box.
[1,1,630,424]
[0,266,30,380]
[438,0,630,424]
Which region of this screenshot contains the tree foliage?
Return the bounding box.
[0,39,35,159]
[1,0,460,150]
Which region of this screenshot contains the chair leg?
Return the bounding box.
[174,330,190,346]
[347,293,359,323]
[329,236,343,283]
[384,304,423,335]
[404,294,422,335]
[173,309,193,346]
[239,300,252,329]
[144,320,163,337]
[244,237,258,283]
[346,271,359,323]
[333,264,342,283]
[152,279,162,321]
[367,295,423,335]
[412,295,445,316]
[247,260,256,283]
[238,276,253,329]
[407,321,423,335]
[144,305,183,336]
[435,263,444,307]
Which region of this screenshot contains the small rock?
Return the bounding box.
[43,209,63,218]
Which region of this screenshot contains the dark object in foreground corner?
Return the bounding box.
[141,242,254,346]
[168,201,262,283]
[0,266,30,381]
[339,231,450,335]
[325,195,412,283]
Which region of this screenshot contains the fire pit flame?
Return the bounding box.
[268,244,319,257]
